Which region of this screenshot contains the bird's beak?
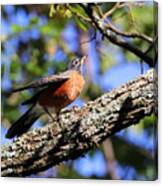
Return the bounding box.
[81,55,88,64]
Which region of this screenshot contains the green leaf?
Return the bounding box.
[76,18,88,31]
[69,5,88,18]
[30,17,39,25]
[11,24,23,33]
[49,4,56,18]
[10,55,21,80]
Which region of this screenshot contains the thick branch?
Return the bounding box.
[1,69,157,177]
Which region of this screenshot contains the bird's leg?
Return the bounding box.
[43,106,56,122]
[52,110,64,133]
[44,107,64,131]
[55,110,68,131]
[56,110,62,127]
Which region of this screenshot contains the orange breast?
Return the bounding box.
[38,71,85,111]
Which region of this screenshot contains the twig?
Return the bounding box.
[66,4,92,22]
[139,36,158,73]
[118,2,145,8]
[105,21,153,44]
[80,4,154,67]
[102,2,121,20]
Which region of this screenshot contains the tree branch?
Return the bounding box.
[102,2,121,20]
[79,4,155,67]
[100,3,153,44]
[104,22,153,44]
[1,69,157,177]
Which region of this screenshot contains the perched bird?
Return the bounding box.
[6,56,87,139]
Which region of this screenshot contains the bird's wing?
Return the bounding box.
[12,74,70,92]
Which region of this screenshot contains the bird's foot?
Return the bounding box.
[91,137,100,148]
[48,115,57,123]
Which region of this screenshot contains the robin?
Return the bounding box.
[6,56,87,139]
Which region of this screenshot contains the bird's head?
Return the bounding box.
[68,55,87,73]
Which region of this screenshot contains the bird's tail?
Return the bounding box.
[5,104,43,139]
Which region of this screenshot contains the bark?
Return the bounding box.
[1,69,157,177]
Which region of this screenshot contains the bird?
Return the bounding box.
[6,56,87,139]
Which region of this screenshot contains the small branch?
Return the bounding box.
[1,69,157,177]
[80,4,154,67]
[118,2,145,8]
[102,2,121,20]
[86,3,153,44]
[99,3,153,44]
[139,36,158,74]
[107,34,153,66]
[66,4,92,22]
[105,22,153,44]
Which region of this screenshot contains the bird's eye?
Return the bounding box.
[74,60,78,65]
